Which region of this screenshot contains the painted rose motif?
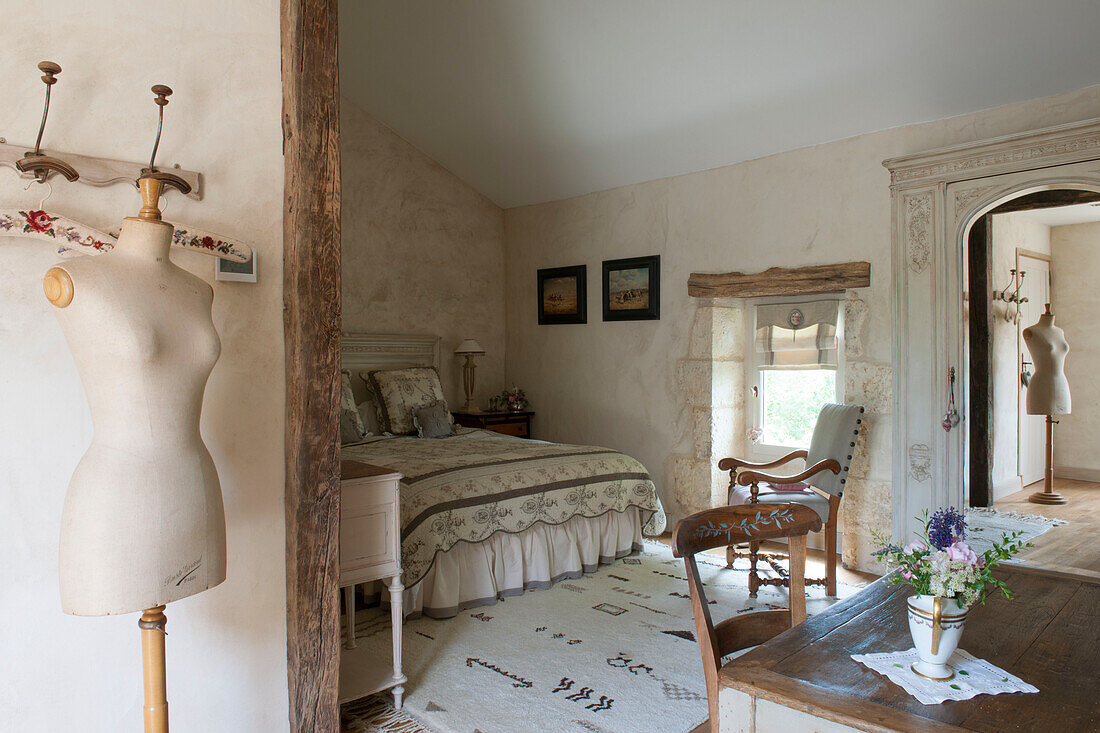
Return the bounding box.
[2,211,243,261]
[21,210,58,235]
[174,230,239,257]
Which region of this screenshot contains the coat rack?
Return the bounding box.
[16,61,78,182]
[993,268,1028,323]
[2,64,236,262]
[0,61,203,198]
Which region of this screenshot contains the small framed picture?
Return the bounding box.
[215,248,258,283]
[603,255,660,321]
[537,265,587,325]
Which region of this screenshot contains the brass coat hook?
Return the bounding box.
[137,84,192,221]
[16,61,79,183]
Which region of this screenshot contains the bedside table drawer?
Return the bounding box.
[491,420,528,438]
[453,411,534,439]
[340,499,396,572]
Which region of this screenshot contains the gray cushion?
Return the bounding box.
[729,484,830,523]
[805,403,865,497]
[413,401,456,439]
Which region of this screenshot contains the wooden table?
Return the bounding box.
[719,565,1098,732]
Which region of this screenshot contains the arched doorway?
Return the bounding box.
[958,187,1100,507]
[885,119,1100,541]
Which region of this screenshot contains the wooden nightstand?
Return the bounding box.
[338,460,406,708]
[452,410,535,439]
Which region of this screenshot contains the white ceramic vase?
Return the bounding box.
[906,595,968,681]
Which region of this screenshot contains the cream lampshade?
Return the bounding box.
[455,339,485,413]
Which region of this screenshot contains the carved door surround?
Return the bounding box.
[884,117,1100,540]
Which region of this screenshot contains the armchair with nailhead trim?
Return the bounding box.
[719,403,865,597]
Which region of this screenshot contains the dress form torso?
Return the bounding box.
[49,216,226,615]
[1023,310,1071,416]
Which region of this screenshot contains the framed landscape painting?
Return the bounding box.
[602,255,660,321]
[537,265,587,325]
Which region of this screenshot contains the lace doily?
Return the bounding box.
[851,648,1038,705]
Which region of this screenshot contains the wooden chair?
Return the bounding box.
[672,504,822,732]
[720,403,864,597]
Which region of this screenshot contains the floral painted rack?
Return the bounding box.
[0,208,249,262]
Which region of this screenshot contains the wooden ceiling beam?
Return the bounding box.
[688,261,870,299]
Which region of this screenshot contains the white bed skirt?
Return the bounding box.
[362,508,646,619]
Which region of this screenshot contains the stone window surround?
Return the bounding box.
[670,286,888,570]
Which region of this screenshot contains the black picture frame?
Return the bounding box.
[602,255,660,321]
[537,265,587,325]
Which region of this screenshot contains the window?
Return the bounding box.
[748,297,843,454]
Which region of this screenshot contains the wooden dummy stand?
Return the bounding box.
[1029,415,1067,505]
[133,139,191,733]
[139,606,169,733]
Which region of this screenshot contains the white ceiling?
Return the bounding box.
[1015,202,1100,227]
[340,1,1100,208]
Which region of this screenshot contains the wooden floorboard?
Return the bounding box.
[994,477,1100,579]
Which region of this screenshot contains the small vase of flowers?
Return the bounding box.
[873,507,1030,681]
[490,385,528,412]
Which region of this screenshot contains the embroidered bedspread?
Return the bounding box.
[341,429,661,588]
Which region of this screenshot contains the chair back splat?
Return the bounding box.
[805,403,865,497]
[672,504,821,732]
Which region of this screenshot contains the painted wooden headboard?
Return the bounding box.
[340,332,441,405]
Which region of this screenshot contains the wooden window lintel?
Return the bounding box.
[687,261,870,299]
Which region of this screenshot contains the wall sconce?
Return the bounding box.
[455,339,485,413]
[993,268,1028,323]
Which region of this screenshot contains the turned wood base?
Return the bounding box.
[139,605,169,733]
[1030,416,1067,505]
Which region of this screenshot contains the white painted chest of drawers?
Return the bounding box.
[338,460,406,708]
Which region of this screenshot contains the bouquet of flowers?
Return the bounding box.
[872,507,1031,607]
[490,385,528,412]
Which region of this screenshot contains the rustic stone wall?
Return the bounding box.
[668,300,746,518]
[839,291,893,570]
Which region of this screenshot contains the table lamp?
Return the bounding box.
[455,338,485,412]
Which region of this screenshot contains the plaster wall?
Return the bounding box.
[989,213,1051,499]
[341,96,506,408]
[1050,221,1100,479]
[504,85,1100,570]
[0,2,288,730]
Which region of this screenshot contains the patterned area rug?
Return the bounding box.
[341,540,859,733]
[964,507,1068,557]
[342,697,431,733]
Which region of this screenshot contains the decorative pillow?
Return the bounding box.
[412,401,456,439]
[365,366,452,435]
[339,370,369,444]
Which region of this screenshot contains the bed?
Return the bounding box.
[340,332,665,618]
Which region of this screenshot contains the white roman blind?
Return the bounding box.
[755,300,839,368]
